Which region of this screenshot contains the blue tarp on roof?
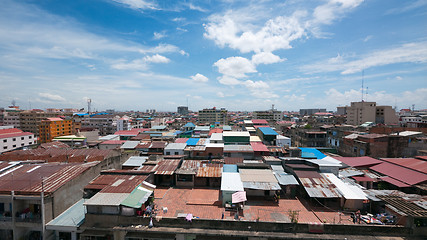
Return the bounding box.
[183,122,196,128]
[186,138,200,146]
[299,147,326,159]
[74,113,88,116]
[223,164,238,173]
[259,127,278,135]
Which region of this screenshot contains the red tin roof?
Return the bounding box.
[369,162,427,186]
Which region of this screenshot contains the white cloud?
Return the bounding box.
[38,93,66,102]
[284,94,306,102]
[301,41,427,74]
[187,3,207,12]
[112,54,170,69]
[218,76,241,86]
[252,52,285,65]
[312,0,364,25]
[217,92,225,98]
[318,88,427,110]
[111,0,157,10]
[172,17,186,22]
[111,58,148,70]
[204,11,307,54]
[395,76,403,80]
[363,35,372,42]
[190,73,208,83]
[143,54,170,63]
[153,31,166,40]
[179,50,189,56]
[243,80,279,98]
[214,56,256,79]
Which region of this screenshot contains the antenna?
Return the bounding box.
[412,104,415,112]
[365,87,368,102]
[87,98,92,113]
[361,69,364,102]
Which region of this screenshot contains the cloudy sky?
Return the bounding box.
[0,0,426,112]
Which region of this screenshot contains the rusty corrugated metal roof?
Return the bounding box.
[294,170,341,198]
[0,162,98,195]
[196,163,223,178]
[154,160,181,175]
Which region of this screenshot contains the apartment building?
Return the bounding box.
[0,128,35,153]
[253,110,283,121]
[198,107,228,125]
[19,110,73,137]
[345,101,398,126]
[39,117,73,143]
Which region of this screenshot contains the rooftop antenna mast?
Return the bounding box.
[87,98,92,114]
[361,69,364,102]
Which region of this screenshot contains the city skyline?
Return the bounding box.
[0,0,426,112]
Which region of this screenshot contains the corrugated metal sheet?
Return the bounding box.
[176,160,201,174]
[0,162,98,195]
[149,142,167,149]
[223,145,253,152]
[100,175,148,193]
[46,199,85,229]
[381,158,427,174]
[294,170,341,198]
[221,172,244,191]
[120,141,140,149]
[258,127,278,136]
[120,185,153,208]
[123,156,148,167]
[334,156,383,168]
[299,148,327,159]
[223,164,238,172]
[224,157,244,164]
[164,143,187,150]
[223,131,250,137]
[239,169,278,183]
[251,119,268,125]
[196,164,222,177]
[274,172,299,186]
[243,182,281,190]
[186,138,200,146]
[175,138,189,143]
[380,176,411,188]
[250,142,269,152]
[370,162,427,185]
[84,192,129,206]
[154,160,181,175]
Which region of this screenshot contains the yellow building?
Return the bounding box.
[39,117,73,143]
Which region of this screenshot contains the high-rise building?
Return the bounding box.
[177,106,189,115]
[345,101,398,125]
[39,117,73,143]
[198,107,228,125]
[19,110,73,137]
[253,108,282,121]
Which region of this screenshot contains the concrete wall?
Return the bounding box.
[82,214,412,237]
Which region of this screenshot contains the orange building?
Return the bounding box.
[39,117,73,143]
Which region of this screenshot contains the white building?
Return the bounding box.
[0,128,35,154]
[276,135,291,147]
[164,143,187,155]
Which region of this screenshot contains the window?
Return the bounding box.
[3,139,6,143]
[12,138,16,141]
[13,145,16,148]
[21,137,24,140]
[3,146,7,150]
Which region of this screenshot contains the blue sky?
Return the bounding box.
[0,0,426,112]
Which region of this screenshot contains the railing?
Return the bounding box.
[0,216,12,222]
